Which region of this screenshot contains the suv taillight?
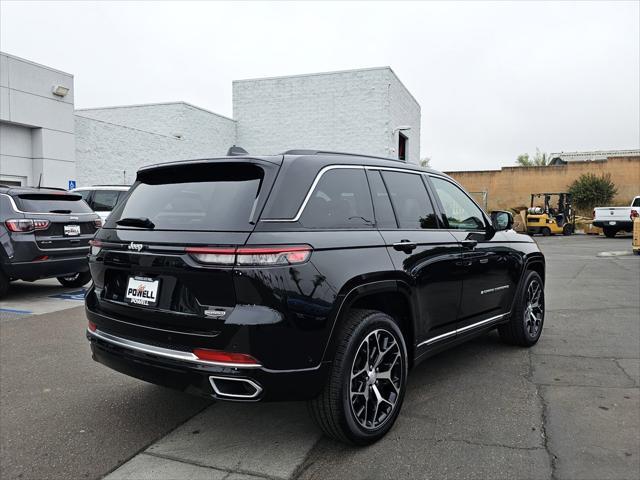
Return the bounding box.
[5,219,50,233]
[186,245,312,266]
[631,210,639,220]
[592,209,596,220]
[89,239,102,255]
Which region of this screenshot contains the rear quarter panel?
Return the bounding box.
[244,229,396,368]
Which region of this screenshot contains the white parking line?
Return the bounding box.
[105,402,321,480]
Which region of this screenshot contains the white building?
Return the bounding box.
[75,102,236,186]
[1,53,422,188]
[234,67,420,163]
[0,52,75,188]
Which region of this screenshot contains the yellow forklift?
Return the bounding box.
[526,192,575,236]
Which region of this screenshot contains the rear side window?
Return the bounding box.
[92,190,121,212]
[367,171,397,229]
[633,197,640,207]
[106,163,264,231]
[15,194,93,214]
[381,171,438,229]
[299,169,374,229]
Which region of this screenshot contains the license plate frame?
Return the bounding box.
[64,224,81,236]
[125,276,160,307]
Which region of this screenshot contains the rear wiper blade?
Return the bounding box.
[50,209,72,214]
[116,217,155,229]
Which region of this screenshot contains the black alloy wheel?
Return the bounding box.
[309,309,408,445]
[499,270,545,347]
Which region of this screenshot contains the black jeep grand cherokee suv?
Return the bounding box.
[1,186,101,298]
[86,151,545,445]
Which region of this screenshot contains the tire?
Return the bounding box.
[562,224,573,236]
[57,271,92,288]
[0,269,9,299]
[308,309,408,445]
[498,270,544,347]
[603,228,618,238]
[541,227,551,236]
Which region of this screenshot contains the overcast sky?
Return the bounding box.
[1,1,638,171]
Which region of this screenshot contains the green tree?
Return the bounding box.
[516,148,549,167]
[568,173,618,212]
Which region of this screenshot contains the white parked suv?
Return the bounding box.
[593,196,640,238]
[71,185,130,222]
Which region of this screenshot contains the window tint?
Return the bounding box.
[430,177,486,230]
[633,197,640,207]
[381,171,438,229]
[92,190,121,211]
[76,190,92,202]
[16,194,93,214]
[299,169,374,229]
[368,171,397,228]
[107,163,264,231]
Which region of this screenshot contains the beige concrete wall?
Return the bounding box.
[445,156,640,212]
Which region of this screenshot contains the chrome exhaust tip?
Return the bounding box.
[208,375,263,400]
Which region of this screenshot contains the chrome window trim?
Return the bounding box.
[260,164,442,223]
[87,328,263,369]
[0,193,96,216]
[260,165,365,222]
[416,312,508,348]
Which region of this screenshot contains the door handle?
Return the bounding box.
[461,239,477,250]
[393,240,417,253]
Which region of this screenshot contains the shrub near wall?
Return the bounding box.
[445,156,640,211]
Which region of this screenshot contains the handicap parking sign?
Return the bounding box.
[68,180,76,190]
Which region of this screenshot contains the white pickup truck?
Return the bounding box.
[593,196,640,237]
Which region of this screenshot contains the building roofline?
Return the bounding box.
[384,66,421,110]
[75,101,236,122]
[0,50,73,77]
[74,112,185,140]
[233,66,394,84]
[549,149,640,157]
[233,65,421,110]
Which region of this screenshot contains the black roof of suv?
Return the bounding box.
[86,150,545,445]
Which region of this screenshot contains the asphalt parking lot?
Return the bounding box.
[1,235,638,480]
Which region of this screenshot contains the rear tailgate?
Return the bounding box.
[594,207,632,222]
[13,192,97,254]
[91,158,281,335]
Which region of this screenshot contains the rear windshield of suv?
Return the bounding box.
[15,194,93,214]
[106,163,265,231]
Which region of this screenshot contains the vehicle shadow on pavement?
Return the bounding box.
[297,331,552,480]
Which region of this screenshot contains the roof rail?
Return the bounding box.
[281,149,407,163]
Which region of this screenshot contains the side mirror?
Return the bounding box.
[491,211,513,231]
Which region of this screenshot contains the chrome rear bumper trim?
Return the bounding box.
[87,328,262,369]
